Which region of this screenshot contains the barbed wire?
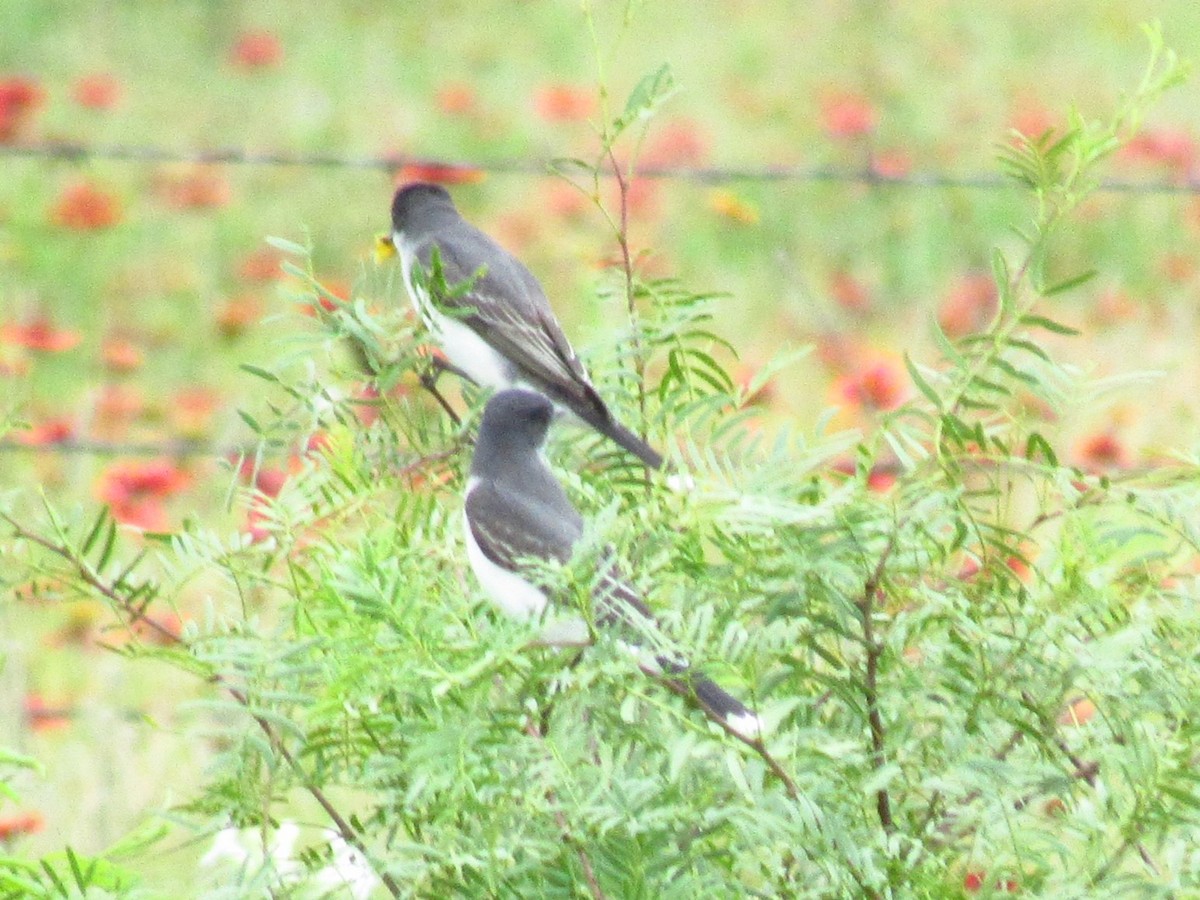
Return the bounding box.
[4,140,1200,194]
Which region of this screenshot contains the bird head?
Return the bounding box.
[390,182,456,236]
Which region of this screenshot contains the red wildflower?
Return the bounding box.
[15,417,73,447]
[1009,101,1055,141]
[95,383,146,431]
[0,317,81,353]
[0,812,44,840]
[543,181,590,221]
[436,82,477,116]
[870,149,911,178]
[24,694,73,732]
[101,336,143,372]
[1121,128,1195,176]
[155,165,231,210]
[533,84,596,122]
[230,30,283,69]
[238,246,284,282]
[642,119,709,167]
[170,386,220,438]
[98,459,191,530]
[835,359,907,411]
[72,73,121,109]
[820,91,876,139]
[395,163,486,186]
[51,181,122,230]
[829,270,871,314]
[215,294,263,338]
[938,273,998,338]
[963,871,985,892]
[1074,431,1128,471]
[866,467,897,492]
[1058,697,1097,726]
[0,76,43,142]
[253,467,288,498]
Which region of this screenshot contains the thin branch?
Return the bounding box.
[859,532,899,835]
[650,668,801,802]
[3,515,404,899]
[524,720,607,900]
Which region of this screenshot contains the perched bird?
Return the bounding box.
[380,182,664,469]
[463,388,760,740]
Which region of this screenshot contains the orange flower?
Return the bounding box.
[642,119,709,167]
[1074,431,1128,472]
[829,270,871,314]
[95,383,146,430]
[230,30,283,69]
[0,317,81,353]
[436,82,477,115]
[72,73,121,109]
[533,85,596,122]
[870,149,911,178]
[238,246,284,282]
[395,163,486,186]
[1008,101,1055,141]
[0,812,44,840]
[51,181,122,230]
[1121,128,1195,175]
[98,459,191,530]
[154,165,231,210]
[708,189,759,225]
[938,273,997,338]
[542,182,590,221]
[215,294,262,338]
[101,336,143,372]
[15,417,73,446]
[24,694,73,732]
[170,387,220,438]
[834,359,907,411]
[1058,697,1097,726]
[820,91,876,139]
[0,76,43,142]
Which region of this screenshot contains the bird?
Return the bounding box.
[462,387,761,740]
[380,181,664,469]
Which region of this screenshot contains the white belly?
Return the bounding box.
[396,237,514,388]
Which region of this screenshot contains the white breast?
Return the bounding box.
[395,235,514,389]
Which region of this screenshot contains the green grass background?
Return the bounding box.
[2,0,1199,890]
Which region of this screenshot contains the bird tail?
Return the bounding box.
[596,417,665,470]
[657,659,763,741]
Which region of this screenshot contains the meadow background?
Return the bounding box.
[2,0,1200,894]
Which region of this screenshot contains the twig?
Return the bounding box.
[524,720,607,900]
[859,532,899,834]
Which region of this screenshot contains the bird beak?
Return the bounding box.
[373,233,397,263]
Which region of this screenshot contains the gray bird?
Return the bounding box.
[384,182,664,469]
[463,388,761,740]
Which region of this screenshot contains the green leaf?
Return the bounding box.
[903,353,941,407]
[1019,313,1081,336]
[614,63,676,134]
[1041,269,1097,297]
[264,235,309,256]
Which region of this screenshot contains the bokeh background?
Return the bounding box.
[2,0,1199,888]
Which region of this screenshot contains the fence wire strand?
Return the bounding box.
[5,140,1200,194]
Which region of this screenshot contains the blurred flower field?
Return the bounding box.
[2,0,1200,893]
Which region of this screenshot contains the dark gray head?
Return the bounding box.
[391,182,458,235]
[471,389,555,477]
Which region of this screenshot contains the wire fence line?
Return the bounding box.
[5,140,1200,194]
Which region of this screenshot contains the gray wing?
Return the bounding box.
[419,224,607,412]
[464,478,583,573]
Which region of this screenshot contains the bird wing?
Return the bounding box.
[421,227,607,411]
[464,478,581,575]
